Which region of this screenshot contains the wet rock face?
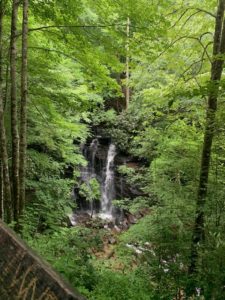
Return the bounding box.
[75,136,145,217]
[114,176,144,200]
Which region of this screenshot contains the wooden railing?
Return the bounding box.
[0,220,86,300]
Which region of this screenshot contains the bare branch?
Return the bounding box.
[180,58,206,79]
[154,33,213,66]
[28,23,125,33]
[170,8,190,28]
[155,36,190,60]
[197,39,212,62]
[167,7,216,19]
[179,41,213,83]
[195,8,216,18]
[181,11,202,29]
[199,32,213,41]
[14,23,127,37]
[13,23,153,39]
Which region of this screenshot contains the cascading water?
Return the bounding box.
[100,144,116,218]
[90,139,98,172]
[80,138,98,183]
[71,136,142,225]
[76,139,117,219]
[76,139,98,212]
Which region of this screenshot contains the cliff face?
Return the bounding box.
[75,135,145,217]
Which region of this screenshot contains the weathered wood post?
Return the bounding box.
[0,220,86,300]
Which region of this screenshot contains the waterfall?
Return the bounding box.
[90,138,98,171]
[78,139,99,211]
[81,138,98,182]
[72,136,142,225]
[75,139,117,220]
[100,144,116,218]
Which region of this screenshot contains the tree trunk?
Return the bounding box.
[189,0,225,276]
[0,0,12,222]
[125,17,130,110]
[0,2,4,220]
[4,58,10,111]
[19,0,28,216]
[0,163,3,219]
[10,0,20,222]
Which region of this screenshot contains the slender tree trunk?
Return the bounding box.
[10,0,20,222]
[0,163,3,219]
[125,17,130,110]
[0,3,3,220]
[19,0,28,216]
[0,0,12,222]
[4,58,9,111]
[189,0,225,276]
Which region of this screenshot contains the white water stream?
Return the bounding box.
[100,144,116,219]
[76,139,117,220]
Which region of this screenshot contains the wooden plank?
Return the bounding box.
[0,220,86,300]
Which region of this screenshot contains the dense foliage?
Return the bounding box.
[1,0,225,299]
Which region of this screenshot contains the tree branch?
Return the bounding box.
[168,7,216,19]
[181,11,203,29]
[155,34,213,62]
[181,58,206,80]
[28,46,82,64]
[28,23,125,33]
[28,47,109,81]
[170,8,190,28]
[195,8,216,18]
[13,23,127,37]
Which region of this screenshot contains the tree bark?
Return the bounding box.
[0,0,12,222]
[0,3,4,220]
[189,0,225,276]
[125,17,130,110]
[10,0,20,222]
[19,0,28,216]
[0,163,3,219]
